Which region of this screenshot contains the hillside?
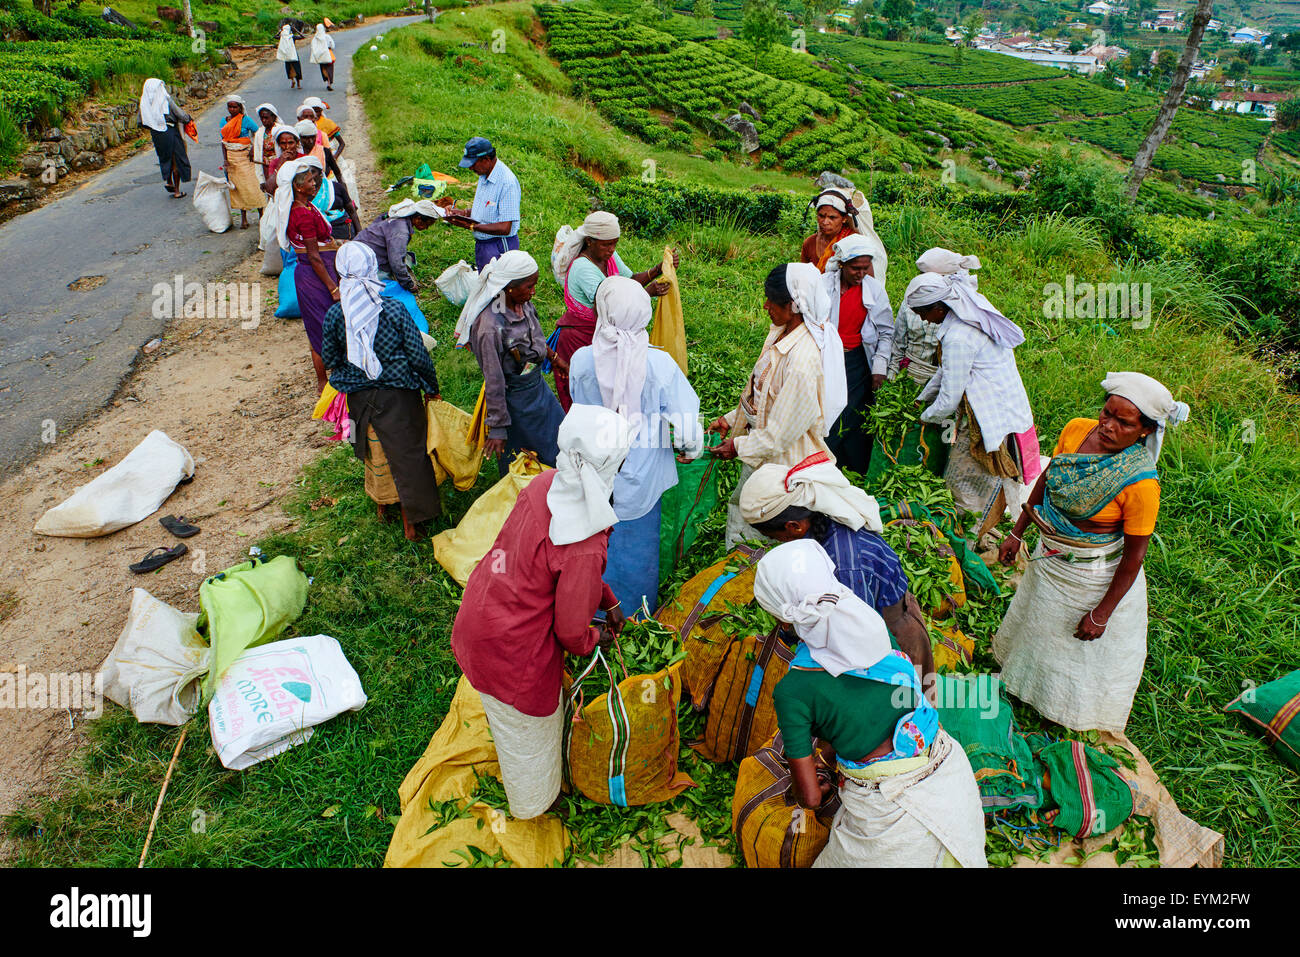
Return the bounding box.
[9,3,1299,869]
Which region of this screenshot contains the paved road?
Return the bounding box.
[0,17,421,475]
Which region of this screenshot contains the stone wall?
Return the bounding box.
[0,63,238,220]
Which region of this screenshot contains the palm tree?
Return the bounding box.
[1123,0,1214,200]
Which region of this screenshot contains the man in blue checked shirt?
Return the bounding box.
[444,136,522,270]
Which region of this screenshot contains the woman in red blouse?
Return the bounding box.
[287,163,340,391]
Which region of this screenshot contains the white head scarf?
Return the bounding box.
[740,456,883,532]
[551,211,621,287]
[784,263,847,435]
[823,234,888,337]
[303,95,327,112]
[139,78,169,132]
[591,275,652,425]
[275,155,324,251]
[225,94,246,109]
[336,242,385,380]
[296,107,317,123]
[276,25,299,61]
[388,198,443,219]
[904,272,1025,349]
[270,123,298,152]
[811,188,888,286]
[310,25,333,63]
[916,247,980,281]
[753,539,891,677]
[546,405,633,546]
[1101,372,1190,461]
[454,249,539,346]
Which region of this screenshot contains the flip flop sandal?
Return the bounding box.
[130,544,188,574]
[159,514,200,538]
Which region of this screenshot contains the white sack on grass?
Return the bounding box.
[208,635,367,770]
[258,197,278,253]
[34,430,195,538]
[193,170,232,233]
[434,260,476,306]
[101,588,210,725]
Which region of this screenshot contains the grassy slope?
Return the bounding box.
[7,6,1299,868]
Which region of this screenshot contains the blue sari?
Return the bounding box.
[1036,441,1157,545]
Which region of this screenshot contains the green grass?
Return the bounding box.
[6,5,1300,869]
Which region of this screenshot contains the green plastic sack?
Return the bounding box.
[659,433,721,580]
[1225,669,1300,771]
[935,673,1042,812]
[198,555,310,698]
[865,421,949,485]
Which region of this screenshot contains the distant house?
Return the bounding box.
[1206,19,1222,31]
[1211,90,1286,118]
[1086,43,1128,66]
[1230,27,1269,45]
[1086,1,1126,16]
[997,50,1101,75]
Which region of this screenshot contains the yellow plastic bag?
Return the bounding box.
[432,452,548,586]
[467,383,488,448]
[384,675,568,868]
[648,245,687,376]
[426,398,484,492]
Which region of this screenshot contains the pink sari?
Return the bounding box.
[553,254,618,412]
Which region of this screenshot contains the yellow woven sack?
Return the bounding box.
[648,245,687,376]
[426,398,485,492]
[384,675,568,868]
[655,544,768,709]
[433,452,548,587]
[732,732,839,868]
[696,627,793,763]
[931,622,974,672]
[886,517,966,618]
[565,648,694,807]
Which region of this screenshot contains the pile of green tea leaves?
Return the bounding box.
[718,599,777,641]
[569,616,687,700]
[881,520,957,614]
[867,375,923,452]
[984,809,1159,868]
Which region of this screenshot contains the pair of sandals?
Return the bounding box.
[129,515,200,574]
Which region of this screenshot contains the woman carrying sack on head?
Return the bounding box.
[904,271,1034,526]
[276,24,302,89]
[569,276,704,617]
[451,405,632,820]
[459,249,567,475]
[139,78,191,199]
[710,263,846,547]
[740,455,935,696]
[755,539,986,868]
[218,95,266,230]
[993,373,1189,734]
[799,188,888,284]
[549,211,678,410]
[821,235,894,475]
[309,24,336,90]
[320,242,443,541]
[890,248,980,386]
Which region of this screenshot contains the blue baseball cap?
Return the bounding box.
[458,136,494,168]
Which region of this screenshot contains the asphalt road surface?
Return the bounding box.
[0,16,422,475]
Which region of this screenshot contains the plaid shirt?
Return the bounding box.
[888,302,942,377]
[727,322,831,468]
[470,158,521,241]
[814,520,909,614]
[321,299,440,395]
[917,316,1032,450]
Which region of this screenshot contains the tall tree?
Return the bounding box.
[741,0,786,65]
[693,0,714,19]
[182,0,195,38]
[1124,0,1214,200]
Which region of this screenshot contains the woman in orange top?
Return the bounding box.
[992,372,1190,733]
[799,188,890,284]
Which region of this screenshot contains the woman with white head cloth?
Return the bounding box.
[905,270,1035,526]
[218,95,265,229]
[569,276,704,616]
[309,23,336,90]
[302,96,344,158]
[320,241,443,540]
[351,199,442,294]
[451,405,633,819]
[277,155,338,390]
[250,104,282,179]
[549,211,679,410]
[799,187,888,284]
[890,247,981,385]
[740,453,935,694]
[754,540,986,868]
[462,249,567,474]
[822,234,896,474]
[275,23,302,90]
[993,372,1190,733]
[710,263,845,547]
[139,77,191,198]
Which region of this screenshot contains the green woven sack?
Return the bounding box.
[865,421,950,485]
[935,673,1042,811]
[1036,740,1134,838]
[1225,670,1300,772]
[659,434,721,580]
